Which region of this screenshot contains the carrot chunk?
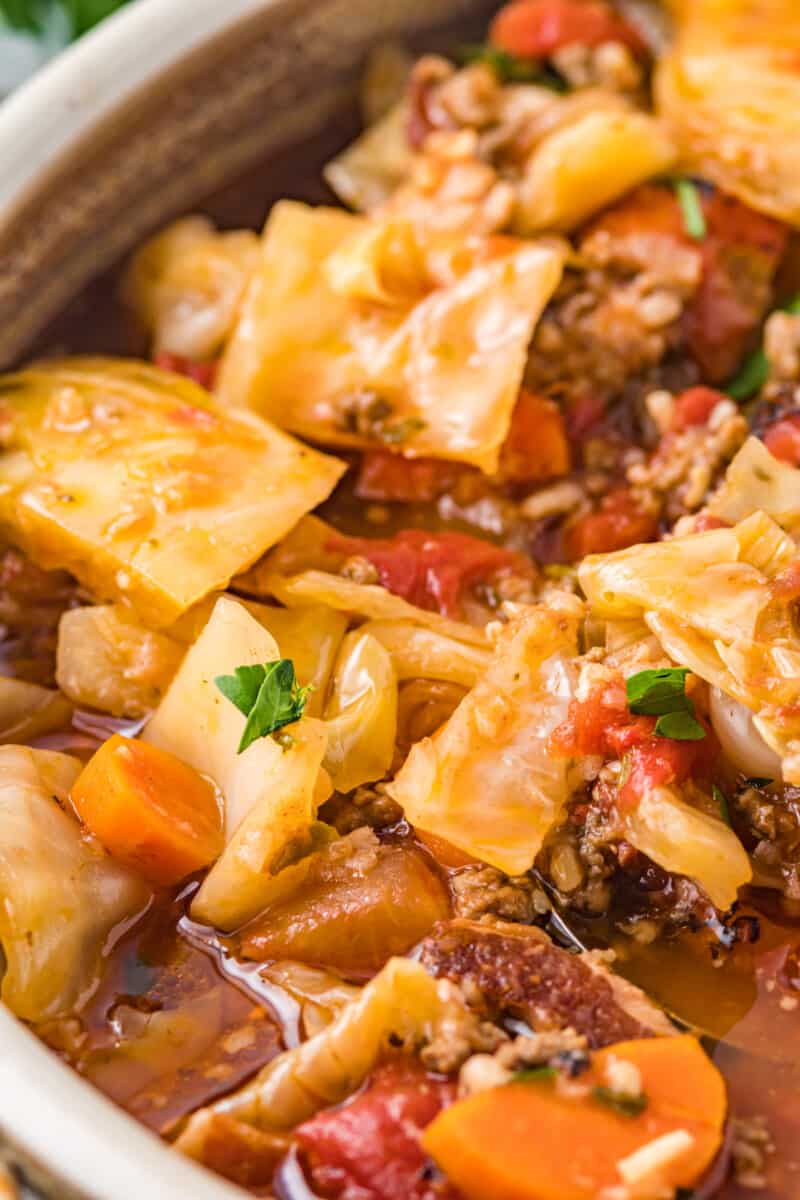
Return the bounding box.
[71,734,223,886]
[422,1035,726,1200]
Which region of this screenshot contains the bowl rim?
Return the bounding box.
[0,0,266,224]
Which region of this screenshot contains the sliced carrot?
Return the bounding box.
[422,1035,726,1200]
[498,389,570,485]
[71,734,223,886]
[415,829,479,870]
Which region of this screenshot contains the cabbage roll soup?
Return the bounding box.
[5,2,800,1197]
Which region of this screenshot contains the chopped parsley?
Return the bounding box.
[511,1065,558,1084]
[378,416,427,446]
[215,660,312,754]
[592,1085,648,1117]
[626,667,706,742]
[727,293,800,401]
[673,177,707,241]
[713,784,731,826]
[459,43,567,90]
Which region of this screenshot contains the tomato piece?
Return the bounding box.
[564,486,659,559]
[499,389,571,485]
[154,351,219,390]
[354,451,469,503]
[549,685,718,809]
[763,413,800,464]
[296,1059,457,1200]
[585,184,788,383]
[236,840,450,980]
[329,529,534,618]
[490,0,646,60]
[671,386,726,432]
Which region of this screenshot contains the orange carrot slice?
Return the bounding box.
[422,1035,726,1200]
[72,734,223,886]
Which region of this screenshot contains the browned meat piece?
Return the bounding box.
[420,918,674,1047]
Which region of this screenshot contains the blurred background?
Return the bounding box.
[0,0,134,92]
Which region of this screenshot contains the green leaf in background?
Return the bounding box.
[0,0,131,39]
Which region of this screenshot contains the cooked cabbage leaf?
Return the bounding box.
[120,216,259,359]
[624,784,751,910]
[0,359,345,626]
[515,108,677,234]
[655,0,800,226]
[324,101,414,213]
[388,595,583,873]
[322,630,398,792]
[176,956,467,1152]
[56,605,185,718]
[360,620,491,689]
[216,202,564,472]
[0,745,150,1021]
[580,512,800,783]
[0,676,72,743]
[708,436,800,534]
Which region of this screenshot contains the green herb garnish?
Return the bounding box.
[378,416,426,445]
[627,668,691,715]
[511,1065,558,1084]
[592,1086,648,1117]
[459,43,567,89]
[713,784,731,826]
[215,660,312,754]
[627,667,706,742]
[727,293,800,401]
[673,178,707,241]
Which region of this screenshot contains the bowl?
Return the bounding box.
[0,0,494,1195]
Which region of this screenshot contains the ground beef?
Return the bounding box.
[627,393,748,523]
[526,228,701,406]
[451,865,550,924]
[420,919,661,1048]
[321,783,403,836]
[734,783,800,901]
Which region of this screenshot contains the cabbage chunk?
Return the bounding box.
[143,596,331,929]
[0,677,71,743]
[516,108,677,234]
[388,596,583,874]
[176,956,467,1152]
[0,746,150,1021]
[655,0,800,225]
[216,202,564,472]
[624,784,751,911]
[324,102,413,213]
[56,605,185,718]
[120,216,259,359]
[360,620,491,689]
[322,630,398,793]
[0,359,345,626]
[708,437,800,535]
[580,512,800,783]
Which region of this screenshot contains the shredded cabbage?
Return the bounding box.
[708,437,800,534]
[322,630,398,793]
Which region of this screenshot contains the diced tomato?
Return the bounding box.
[549,683,718,810]
[618,732,717,811]
[490,0,646,60]
[296,1059,457,1200]
[154,351,219,390]
[563,486,659,559]
[328,529,534,618]
[671,386,726,432]
[498,389,570,485]
[763,413,800,465]
[354,451,469,504]
[585,184,789,384]
[692,513,731,533]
